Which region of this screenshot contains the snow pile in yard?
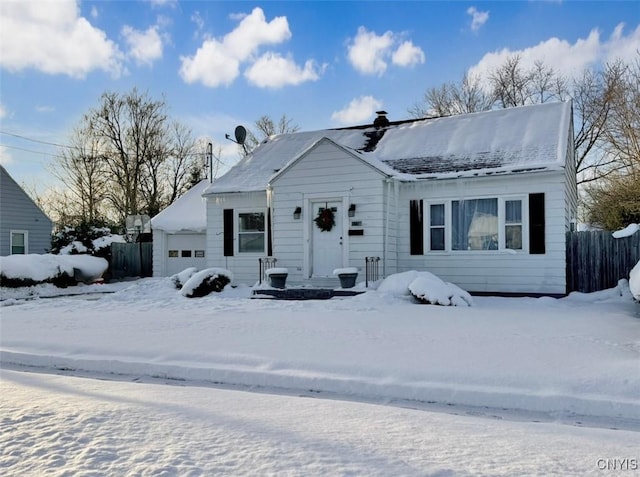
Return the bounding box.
[0,254,108,284]
[630,260,640,301]
[171,267,198,288]
[378,270,473,306]
[180,267,233,297]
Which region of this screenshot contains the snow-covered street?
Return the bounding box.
[3,369,638,477]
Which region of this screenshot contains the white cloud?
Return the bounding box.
[179,39,241,87]
[122,25,163,66]
[392,41,426,67]
[35,105,55,113]
[605,23,640,63]
[347,27,425,76]
[347,27,394,75]
[331,96,383,125]
[180,7,294,87]
[469,23,640,86]
[467,7,489,32]
[245,53,323,88]
[0,103,7,119]
[148,0,178,7]
[0,0,124,78]
[191,11,205,37]
[90,6,98,19]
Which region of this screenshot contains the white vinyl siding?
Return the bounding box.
[399,171,569,295]
[270,139,389,284]
[205,191,268,284]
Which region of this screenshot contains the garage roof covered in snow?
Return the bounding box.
[150,179,209,233]
[203,101,572,195]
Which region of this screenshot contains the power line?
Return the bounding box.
[0,129,231,160]
[0,130,71,150]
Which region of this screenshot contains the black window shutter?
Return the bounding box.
[529,193,545,254]
[223,209,234,256]
[267,208,273,256]
[410,199,424,255]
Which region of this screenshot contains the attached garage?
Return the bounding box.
[151,180,209,277]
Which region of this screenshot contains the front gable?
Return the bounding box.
[269,136,391,187]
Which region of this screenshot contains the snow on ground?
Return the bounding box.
[1,275,639,475]
[3,369,639,477]
[1,277,639,425]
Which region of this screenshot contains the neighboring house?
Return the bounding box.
[150,180,209,277]
[0,165,53,256]
[200,101,576,295]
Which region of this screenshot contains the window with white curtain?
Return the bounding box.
[505,200,523,250]
[451,199,498,250]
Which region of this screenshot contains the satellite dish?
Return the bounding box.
[234,125,247,145]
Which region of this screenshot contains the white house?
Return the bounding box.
[151,179,209,277]
[196,101,576,295]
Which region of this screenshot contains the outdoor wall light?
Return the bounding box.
[293,206,302,220]
[348,204,356,217]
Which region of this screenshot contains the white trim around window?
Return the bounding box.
[236,208,267,255]
[423,196,528,253]
[10,230,28,255]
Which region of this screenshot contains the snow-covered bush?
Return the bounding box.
[378,270,473,306]
[180,268,233,298]
[51,224,124,258]
[0,254,109,288]
[171,267,199,289]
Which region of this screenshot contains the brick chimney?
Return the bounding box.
[373,110,389,129]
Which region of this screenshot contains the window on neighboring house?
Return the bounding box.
[181,250,192,258]
[429,203,445,251]
[10,231,27,254]
[452,198,498,250]
[238,212,265,253]
[505,200,523,250]
[168,250,178,257]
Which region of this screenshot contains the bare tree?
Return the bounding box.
[244,114,300,153]
[47,124,109,225]
[86,88,170,223]
[409,72,493,117]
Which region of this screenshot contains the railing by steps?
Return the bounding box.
[365,256,380,287]
[258,257,278,285]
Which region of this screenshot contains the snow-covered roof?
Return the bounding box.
[150,179,209,233]
[204,101,572,195]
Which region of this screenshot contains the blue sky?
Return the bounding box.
[1,0,638,191]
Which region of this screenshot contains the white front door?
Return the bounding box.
[311,201,343,277]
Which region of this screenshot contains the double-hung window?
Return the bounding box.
[10,230,27,254]
[238,212,265,253]
[429,203,446,251]
[505,200,523,250]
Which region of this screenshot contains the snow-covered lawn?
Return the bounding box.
[1,275,639,475]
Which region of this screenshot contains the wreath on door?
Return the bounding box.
[314,205,335,232]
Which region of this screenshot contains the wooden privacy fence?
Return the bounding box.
[110,242,153,279]
[566,231,640,293]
